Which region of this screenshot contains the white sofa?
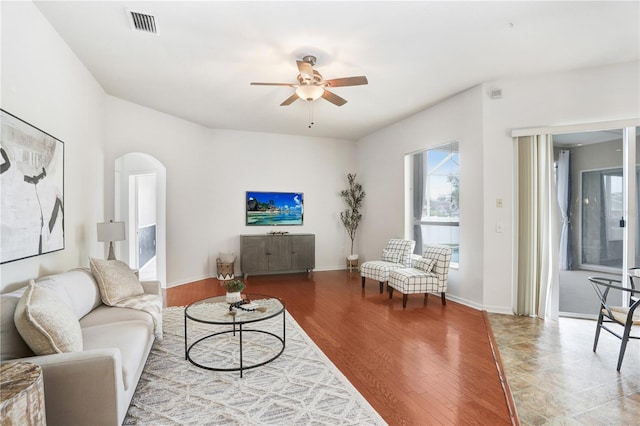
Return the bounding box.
[0,268,160,426]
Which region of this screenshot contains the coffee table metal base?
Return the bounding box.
[185,314,285,378]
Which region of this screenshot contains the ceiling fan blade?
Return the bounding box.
[322,90,347,106]
[251,82,295,87]
[280,93,299,106]
[325,76,368,87]
[296,60,314,80]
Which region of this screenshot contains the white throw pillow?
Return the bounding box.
[89,258,144,306]
[415,257,436,273]
[381,249,402,264]
[36,268,101,319]
[14,281,83,355]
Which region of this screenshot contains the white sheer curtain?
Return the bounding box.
[557,150,571,270]
[516,135,560,320]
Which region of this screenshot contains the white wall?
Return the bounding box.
[357,85,485,308]
[481,60,640,313]
[0,2,106,291]
[357,61,639,313]
[105,96,356,286]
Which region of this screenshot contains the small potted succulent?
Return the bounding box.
[221,279,245,303]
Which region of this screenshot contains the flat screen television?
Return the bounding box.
[246,191,304,226]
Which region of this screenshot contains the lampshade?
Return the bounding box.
[295,85,324,101]
[97,221,125,242]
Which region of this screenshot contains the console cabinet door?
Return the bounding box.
[290,235,315,270]
[266,236,290,271]
[241,236,269,274]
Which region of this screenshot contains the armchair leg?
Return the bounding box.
[389,287,394,299]
[441,292,446,305]
[424,293,428,304]
[361,276,366,289]
[379,281,384,294]
[402,294,408,309]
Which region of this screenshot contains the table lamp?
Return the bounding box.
[97,220,126,260]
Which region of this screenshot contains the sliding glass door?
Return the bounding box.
[556,126,638,318]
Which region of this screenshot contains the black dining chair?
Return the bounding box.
[588,276,640,371]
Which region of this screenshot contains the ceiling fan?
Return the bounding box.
[250,55,368,107]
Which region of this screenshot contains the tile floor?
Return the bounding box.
[488,314,639,425]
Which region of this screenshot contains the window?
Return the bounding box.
[409,142,459,264]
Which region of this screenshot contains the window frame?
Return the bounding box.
[407,141,460,267]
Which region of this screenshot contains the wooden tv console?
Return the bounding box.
[240,234,315,278]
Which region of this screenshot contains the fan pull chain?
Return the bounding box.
[308,101,314,128]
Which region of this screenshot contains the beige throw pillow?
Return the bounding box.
[89,258,144,306]
[14,281,83,355]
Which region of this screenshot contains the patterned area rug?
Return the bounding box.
[125,307,386,425]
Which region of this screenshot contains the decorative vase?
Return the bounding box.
[226,292,242,304]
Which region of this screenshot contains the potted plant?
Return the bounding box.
[339,173,366,270]
[221,279,245,303]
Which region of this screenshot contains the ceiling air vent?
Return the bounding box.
[127,10,158,34]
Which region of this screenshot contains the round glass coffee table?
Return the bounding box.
[184,294,285,377]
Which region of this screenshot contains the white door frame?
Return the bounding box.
[114,153,167,287]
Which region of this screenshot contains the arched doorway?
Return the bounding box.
[114,153,167,287]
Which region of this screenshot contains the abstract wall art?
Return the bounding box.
[1,110,64,264]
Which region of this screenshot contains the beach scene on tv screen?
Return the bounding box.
[246,191,303,225]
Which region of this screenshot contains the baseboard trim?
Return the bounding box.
[483,305,515,315]
[444,295,514,315]
[445,294,483,310]
[559,311,598,320]
[167,274,214,288]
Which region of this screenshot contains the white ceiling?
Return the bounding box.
[34,1,640,141]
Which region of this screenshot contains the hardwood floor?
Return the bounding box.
[167,271,514,425]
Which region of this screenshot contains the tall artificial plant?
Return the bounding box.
[339,173,366,256]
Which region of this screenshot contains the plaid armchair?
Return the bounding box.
[360,239,416,293]
[388,245,453,308]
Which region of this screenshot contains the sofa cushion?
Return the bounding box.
[79,304,156,329]
[89,258,144,305]
[36,268,101,319]
[14,282,83,355]
[1,289,34,360]
[82,320,154,391]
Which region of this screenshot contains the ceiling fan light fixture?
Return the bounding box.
[295,85,324,101]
